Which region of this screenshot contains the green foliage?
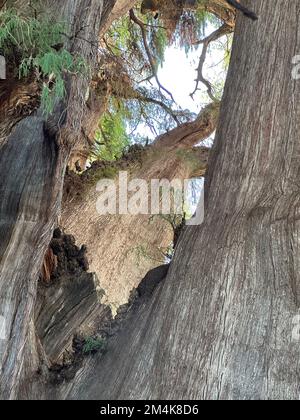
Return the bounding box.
[0,9,87,114]
[83,337,106,355]
[148,25,168,67]
[101,2,226,143]
[92,1,229,160]
[92,99,130,162]
[108,13,168,77]
[223,34,233,70]
[100,166,118,179]
[0,9,62,56]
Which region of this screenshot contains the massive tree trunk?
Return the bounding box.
[64,0,300,400]
[0,0,137,400]
[15,103,216,381]
[0,0,230,400]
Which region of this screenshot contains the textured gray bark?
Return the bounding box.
[65,0,300,400]
[0,113,64,399]
[0,0,119,399]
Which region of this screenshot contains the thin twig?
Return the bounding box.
[0,0,8,12]
[129,9,175,103]
[191,24,233,102]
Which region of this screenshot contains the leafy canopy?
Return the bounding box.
[92,99,130,162]
[0,1,230,161]
[92,1,229,161]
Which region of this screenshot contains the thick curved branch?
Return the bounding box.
[100,0,139,36]
[154,101,220,150]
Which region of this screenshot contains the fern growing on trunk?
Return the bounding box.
[0,8,87,114]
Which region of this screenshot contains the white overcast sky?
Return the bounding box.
[136,29,229,140]
[155,34,229,212]
[158,35,229,113]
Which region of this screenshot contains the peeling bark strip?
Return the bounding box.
[66,0,300,400]
[0,55,5,80]
[41,248,58,284]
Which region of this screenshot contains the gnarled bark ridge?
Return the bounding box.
[0,0,121,399]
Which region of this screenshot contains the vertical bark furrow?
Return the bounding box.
[0,115,63,399]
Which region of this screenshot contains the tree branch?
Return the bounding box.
[191,24,233,101]
[154,102,220,150]
[129,9,175,103]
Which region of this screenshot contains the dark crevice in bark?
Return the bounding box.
[33,226,170,395]
[36,228,103,363]
[45,264,170,398]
